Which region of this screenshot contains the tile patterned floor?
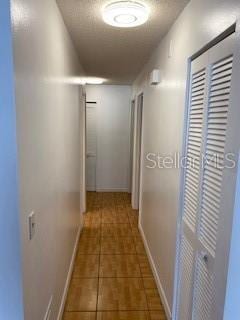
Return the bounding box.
[64,192,167,320]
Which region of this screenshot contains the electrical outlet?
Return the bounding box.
[28,211,36,240]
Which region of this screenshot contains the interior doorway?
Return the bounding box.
[86,102,97,191]
[131,93,143,210]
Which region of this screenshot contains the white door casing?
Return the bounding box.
[131,94,143,209]
[80,89,86,213]
[177,32,239,320]
[129,100,135,193]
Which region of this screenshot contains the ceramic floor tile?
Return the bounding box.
[80,233,100,242]
[115,213,129,224]
[116,208,131,215]
[83,218,100,226]
[135,240,146,254]
[138,255,153,277]
[131,226,141,237]
[64,193,167,320]
[101,237,136,254]
[149,311,167,320]
[102,212,117,223]
[101,224,132,238]
[81,226,101,238]
[84,213,101,225]
[65,278,98,311]
[73,255,99,278]
[86,209,101,214]
[129,215,139,226]
[83,220,101,228]
[143,278,157,290]
[99,254,141,277]
[84,216,97,223]
[133,233,143,241]
[145,289,164,311]
[77,237,100,254]
[97,311,150,320]
[63,312,96,320]
[143,278,163,311]
[128,209,139,217]
[98,278,148,311]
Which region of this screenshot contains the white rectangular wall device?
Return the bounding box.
[150,69,161,85]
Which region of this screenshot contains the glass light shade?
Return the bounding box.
[102,1,149,28]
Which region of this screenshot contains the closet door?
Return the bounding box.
[177,33,236,320]
[177,51,209,320]
[192,34,234,320]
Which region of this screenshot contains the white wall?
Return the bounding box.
[0,1,24,319]
[86,85,131,192]
[133,0,240,318]
[11,0,84,319]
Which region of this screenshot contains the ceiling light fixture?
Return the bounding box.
[85,77,105,84]
[102,1,149,28]
[60,77,106,85]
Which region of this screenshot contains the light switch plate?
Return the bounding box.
[28,211,36,240]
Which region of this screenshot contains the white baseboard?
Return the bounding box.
[86,187,96,191]
[57,225,82,320]
[139,223,172,320]
[80,188,86,214]
[44,295,53,320]
[96,188,129,192]
[80,200,86,215]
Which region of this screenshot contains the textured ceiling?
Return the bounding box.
[57,0,190,84]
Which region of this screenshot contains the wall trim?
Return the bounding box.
[139,223,172,320]
[57,224,82,320]
[44,295,53,320]
[96,188,129,192]
[80,89,87,214]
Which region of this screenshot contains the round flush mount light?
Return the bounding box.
[102,1,149,28]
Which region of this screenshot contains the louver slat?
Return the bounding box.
[192,256,214,320]
[178,236,195,320]
[199,55,233,255]
[183,69,206,231]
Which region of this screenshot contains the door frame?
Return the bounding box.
[131,93,144,210]
[172,22,240,320]
[80,87,86,214]
[129,99,135,193]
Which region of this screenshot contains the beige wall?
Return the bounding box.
[11,0,84,319]
[133,0,240,318]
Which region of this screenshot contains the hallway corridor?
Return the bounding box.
[63,192,167,320]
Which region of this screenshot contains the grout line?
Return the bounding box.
[96,308,149,312]
[65,308,150,312]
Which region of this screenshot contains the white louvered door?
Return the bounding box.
[177,51,209,320]
[177,33,235,320]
